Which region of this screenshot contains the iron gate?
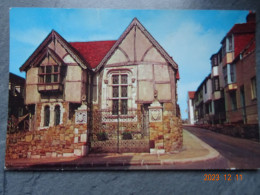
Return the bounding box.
[89,109,150,153]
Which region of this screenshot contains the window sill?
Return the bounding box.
[38,83,63,92]
[104,115,136,119]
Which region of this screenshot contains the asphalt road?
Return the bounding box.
[184,125,260,169]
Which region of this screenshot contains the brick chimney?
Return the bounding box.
[246,11,256,23]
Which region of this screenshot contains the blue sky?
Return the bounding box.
[10,8,248,119]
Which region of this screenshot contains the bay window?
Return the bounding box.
[39,65,60,84]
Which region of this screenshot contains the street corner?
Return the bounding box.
[171,129,222,163]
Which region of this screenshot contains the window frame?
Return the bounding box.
[54,105,61,126]
[111,73,129,115]
[213,77,220,92]
[230,63,236,83]
[230,91,237,111]
[44,105,50,127]
[39,64,61,84]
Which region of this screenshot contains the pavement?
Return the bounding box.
[184,125,260,169]
[5,130,227,170]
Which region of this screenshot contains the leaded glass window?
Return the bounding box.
[113,86,119,97]
[111,74,129,115]
[54,105,60,126]
[121,75,128,84]
[112,75,119,84]
[112,100,119,115]
[121,86,127,97]
[121,100,128,115]
[44,106,50,126]
[39,64,60,84]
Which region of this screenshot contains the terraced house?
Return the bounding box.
[189,12,257,136]
[6,18,183,159]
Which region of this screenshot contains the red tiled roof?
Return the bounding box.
[243,38,255,55]
[226,23,255,38]
[69,41,116,69]
[188,91,195,99]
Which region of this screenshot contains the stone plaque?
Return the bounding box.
[149,99,162,122]
[75,104,88,124]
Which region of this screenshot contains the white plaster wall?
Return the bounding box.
[119,27,135,61]
[63,55,76,63]
[138,81,154,101]
[188,99,195,124]
[25,68,41,104]
[26,67,38,84]
[65,82,82,102]
[143,47,167,63]
[107,49,128,64]
[138,64,153,80]
[135,27,152,61]
[25,85,41,104]
[154,64,170,82]
[155,83,171,100]
[66,66,82,81]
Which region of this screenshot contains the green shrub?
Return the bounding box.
[96,131,108,141]
[122,131,132,140]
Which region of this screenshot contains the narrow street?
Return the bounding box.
[184,125,260,169]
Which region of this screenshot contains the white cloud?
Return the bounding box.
[162,21,225,73]
[159,20,226,118]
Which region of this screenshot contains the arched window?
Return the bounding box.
[44,106,50,126]
[54,105,60,126]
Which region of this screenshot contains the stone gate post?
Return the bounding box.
[148,98,165,154]
[75,103,88,156]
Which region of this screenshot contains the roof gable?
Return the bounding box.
[33,47,65,68]
[20,30,90,72]
[94,18,178,72]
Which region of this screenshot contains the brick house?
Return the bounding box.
[9,18,182,158]
[226,38,257,124]
[190,12,257,134]
[221,12,256,124]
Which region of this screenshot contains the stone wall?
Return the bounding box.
[163,113,183,153]
[5,123,87,159]
[195,124,259,141]
[149,102,183,153]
